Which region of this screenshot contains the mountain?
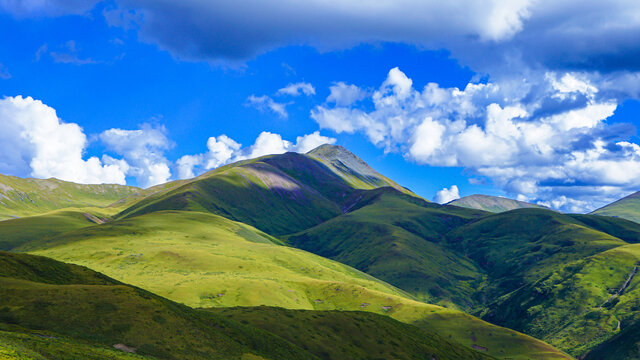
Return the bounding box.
[591,191,640,224]
[19,209,569,359]
[449,194,546,213]
[0,251,498,360]
[0,174,140,220]
[443,208,640,357]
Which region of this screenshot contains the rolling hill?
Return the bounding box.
[449,194,546,213]
[0,174,140,220]
[0,249,498,360]
[591,191,640,224]
[17,209,570,360]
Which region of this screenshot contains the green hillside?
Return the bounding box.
[449,194,546,213]
[114,146,419,236]
[441,208,640,357]
[0,251,501,360]
[286,187,487,308]
[0,174,140,221]
[591,191,640,224]
[19,210,570,360]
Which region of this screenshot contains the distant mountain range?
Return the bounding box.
[2,144,640,359]
[449,194,546,213]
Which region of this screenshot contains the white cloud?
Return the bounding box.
[434,185,460,204]
[277,82,315,97]
[99,125,172,187]
[246,95,289,118]
[175,131,336,179]
[327,82,366,106]
[0,96,127,184]
[313,67,640,212]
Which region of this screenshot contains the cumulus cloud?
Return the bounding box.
[0,96,127,184]
[434,185,460,204]
[326,82,366,106]
[246,95,289,118]
[312,67,640,212]
[99,125,172,187]
[277,82,315,97]
[175,131,335,179]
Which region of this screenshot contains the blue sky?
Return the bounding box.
[1,1,640,212]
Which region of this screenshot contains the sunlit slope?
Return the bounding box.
[286,187,488,308]
[481,243,640,358]
[591,190,640,224]
[0,251,314,360]
[0,208,118,251]
[0,174,139,220]
[24,210,413,310]
[23,210,571,360]
[114,146,420,236]
[449,194,546,212]
[445,208,640,357]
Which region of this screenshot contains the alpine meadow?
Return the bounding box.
[2,1,640,359]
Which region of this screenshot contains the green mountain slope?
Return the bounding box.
[114,146,418,236]
[286,187,488,308]
[0,208,114,251]
[442,208,640,357]
[0,174,140,221]
[449,194,546,212]
[591,191,640,224]
[0,251,502,360]
[19,210,570,360]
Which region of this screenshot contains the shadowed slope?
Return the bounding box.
[286,187,487,308]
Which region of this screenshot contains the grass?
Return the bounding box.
[449,194,545,212]
[591,191,640,224]
[20,210,571,360]
[0,251,503,360]
[286,188,488,308]
[0,207,120,250]
[0,174,139,220]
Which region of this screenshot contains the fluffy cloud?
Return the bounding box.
[326,82,366,107]
[434,185,460,204]
[99,125,172,187]
[312,68,640,212]
[0,96,126,184]
[175,131,335,179]
[246,95,289,118]
[277,82,315,97]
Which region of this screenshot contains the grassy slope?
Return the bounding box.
[591,191,640,224]
[0,208,120,251]
[0,251,498,360]
[0,174,140,220]
[449,194,546,213]
[286,188,488,308]
[21,210,569,360]
[444,208,640,357]
[0,251,312,360]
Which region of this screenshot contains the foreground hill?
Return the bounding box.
[19,209,570,359]
[449,194,546,213]
[0,174,140,220]
[0,251,498,360]
[591,191,640,224]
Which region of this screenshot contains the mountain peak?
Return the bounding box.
[449,194,545,213]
